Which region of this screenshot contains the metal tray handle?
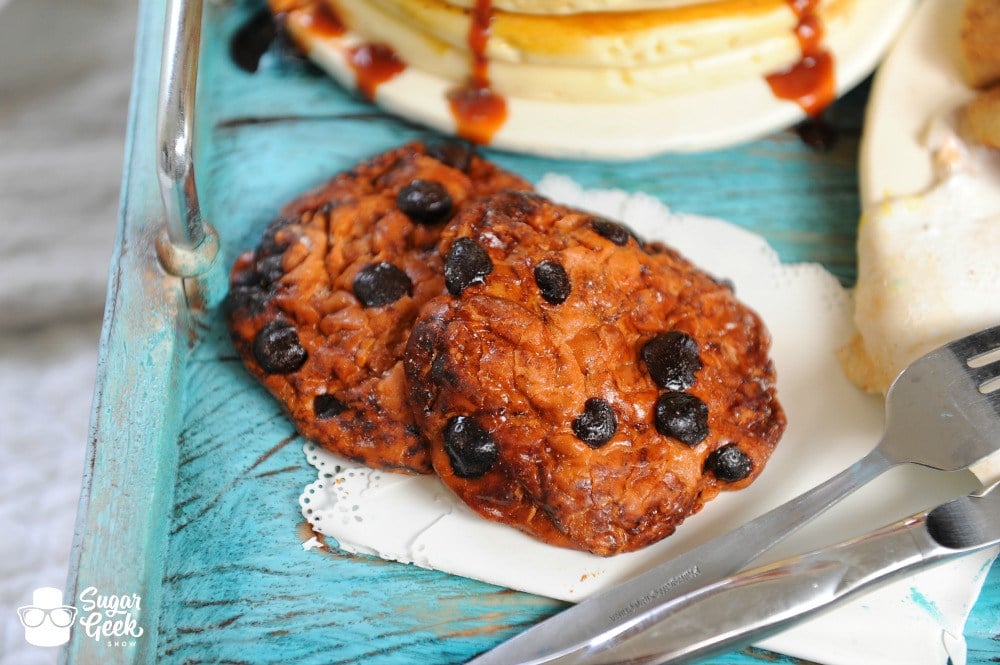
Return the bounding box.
[156,0,221,293]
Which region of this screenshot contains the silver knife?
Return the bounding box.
[469,489,1000,665]
[548,485,1000,665]
[467,459,885,665]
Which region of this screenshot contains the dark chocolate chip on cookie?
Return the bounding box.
[225,143,531,473]
[405,191,785,555]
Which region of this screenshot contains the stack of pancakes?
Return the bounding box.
[285,0,855,102]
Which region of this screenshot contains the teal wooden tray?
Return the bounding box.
[64,0,1000,663]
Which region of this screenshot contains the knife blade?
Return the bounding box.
[470,486,1000,665]
[561,485,1000,665]
[467,456,885,665]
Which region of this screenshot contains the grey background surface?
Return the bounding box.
[0,1,136,662]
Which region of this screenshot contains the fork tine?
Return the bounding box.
[899,324,1000,390]
[942,324,1000,394]
[963,360,1000,392]
[980,376,1000,397]
[968,346,1000,369]
[948,324,1000,360]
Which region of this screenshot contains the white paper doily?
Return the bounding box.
[300,176,995,665]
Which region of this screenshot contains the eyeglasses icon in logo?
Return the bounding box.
[18,587,78,647]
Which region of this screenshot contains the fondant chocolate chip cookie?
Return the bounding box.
[226,143,531,473]
[404,190,785,554]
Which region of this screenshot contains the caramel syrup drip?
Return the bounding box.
[468,0,493,89]
[348,43,406,100]
[447,0,508,145]
[765,0,836,117]
[296,1,345,39]
[286,2,403,101]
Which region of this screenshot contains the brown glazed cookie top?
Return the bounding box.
[404,190,785,554]
[225,142,532,474]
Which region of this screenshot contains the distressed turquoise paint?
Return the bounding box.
[909,587,946,625]
[61,2,188,663]
[965,560,1000,659]
[65,0,1000,663]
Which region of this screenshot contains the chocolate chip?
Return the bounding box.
[642,331,702,390]
[426,142,474,172]
[443,415,499,478]
[397,179,453,225]
[254,253,285,286]
[590,217,634,246]
[253,320,307,374]
[226,261,275,313]
[225,284,268,315]
[444,237,493,296]
[259,216,296,255]
[534,260,571,305]
[654,391,708,446]
[229,9,277,74]
[705,443,753,482]
[353,262,412,307]
[572,398,617,448]
[314,394,347,419]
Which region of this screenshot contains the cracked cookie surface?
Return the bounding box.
[405,190,785,553]
[226,143,531,473]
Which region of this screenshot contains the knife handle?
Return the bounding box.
[582,512,951,665]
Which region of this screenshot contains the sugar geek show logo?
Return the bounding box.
[17,586,144,648]
[17,588,76,647]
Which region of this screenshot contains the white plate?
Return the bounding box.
[303,0,914,158]
[859,0,977,207]
[302,176,995,665]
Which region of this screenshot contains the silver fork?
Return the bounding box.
[470,324,1000,665]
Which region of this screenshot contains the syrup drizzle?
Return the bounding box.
[765,0,836,117]
[285,1,404,100]
[468,0,492,89]
[272,1,346,59]
[348,43,406,101]
[296,1,345,39]
[447,0,508,145]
